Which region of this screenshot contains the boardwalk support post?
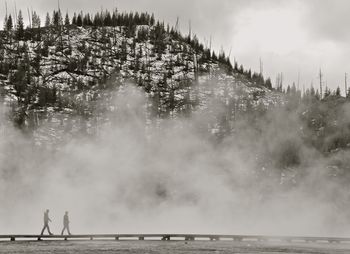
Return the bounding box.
[139,236,144,240]
[10,237,15,241]
[115,236,119,240]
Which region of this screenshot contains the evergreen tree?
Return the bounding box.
[93,13,102,26]
[45,12,51,27]
[52,10,62,27]
[83,14,92,26]
[265,78,272,89]
[16,10,24,40]
[212,51,218,61]
[65,13,70,26]
[335,86,341,97]
[286,85,291,94]
[5,14,13,31]
[150,13,155,26]
[104,11,112,26]
[239,65,244,74]
[72,13,77,25]
[32,11,41,28]
[76,13,83,27]
[112,10,118,26]
[324,87,331,98]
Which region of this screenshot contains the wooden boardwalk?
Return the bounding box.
[1,234,350,243]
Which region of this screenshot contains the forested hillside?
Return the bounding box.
[0,8,274,127]
[1,8,350,183]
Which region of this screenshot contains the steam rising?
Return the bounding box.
[0,85,350,237]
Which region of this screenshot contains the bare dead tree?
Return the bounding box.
[5,1,8,19]
[14,2,18,27]
[27,8,32,28]
[297,70,300,91]
[259,58,263,76]
[175,16,179,33]
[319,68,323,99]
[345,73,348,97]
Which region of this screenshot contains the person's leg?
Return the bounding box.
[67,225,71,235]
[47,224,53,235]
[61,226,65,235]
[44,225,49,234]
[40,225,46,235]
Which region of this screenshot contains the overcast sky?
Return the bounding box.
[1,0,349,93]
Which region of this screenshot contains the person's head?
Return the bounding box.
[65,211,68,215]
[46,209,49,213]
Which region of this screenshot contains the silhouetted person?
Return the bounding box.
[61,211,71,235]
[40,209,53,235]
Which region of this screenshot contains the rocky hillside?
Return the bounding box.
[0,10,279,145]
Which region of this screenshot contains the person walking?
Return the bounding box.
[40,209,53,235]
[61,211,72,235]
